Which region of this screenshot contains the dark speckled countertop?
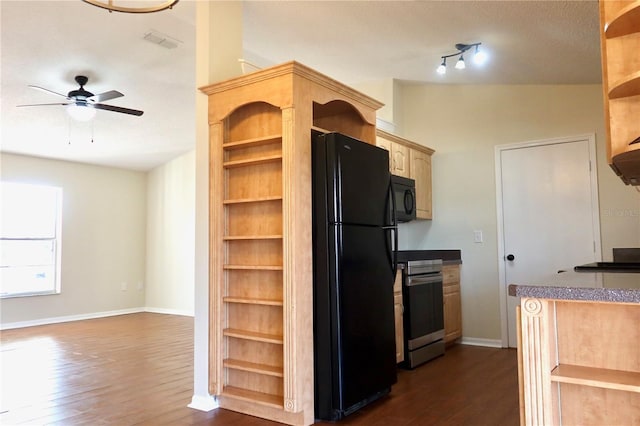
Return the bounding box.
[508,271,640,303]
[397,250,461,265]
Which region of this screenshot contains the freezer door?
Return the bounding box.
[331,223,397,413]
[322,133,392,227]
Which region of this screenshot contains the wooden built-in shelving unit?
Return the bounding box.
[599,0,640,184]
[200,61,382,425]
[519,297,640,425]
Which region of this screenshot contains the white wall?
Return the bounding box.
[0,153,147,326]
[145,150,195,315]
[395,83,640,342]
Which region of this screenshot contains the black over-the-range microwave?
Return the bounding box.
[391,174,416,222]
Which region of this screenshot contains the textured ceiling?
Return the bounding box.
[0,1,602,171]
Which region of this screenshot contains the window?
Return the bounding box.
[1,182,63,298]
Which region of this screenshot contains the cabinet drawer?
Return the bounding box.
[442,265,460,284]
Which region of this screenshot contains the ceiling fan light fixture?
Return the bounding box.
[67,103,97,122]
[82,0,179,14]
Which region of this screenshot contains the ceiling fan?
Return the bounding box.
[17,75,144,120]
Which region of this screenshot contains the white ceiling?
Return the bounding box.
[1,0,602,171]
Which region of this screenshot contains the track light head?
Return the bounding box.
[437,58,447,75]
[455,54,465,70]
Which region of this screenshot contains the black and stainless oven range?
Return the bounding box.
[401,259,445,369]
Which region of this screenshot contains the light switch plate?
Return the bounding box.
[474,230,483,243]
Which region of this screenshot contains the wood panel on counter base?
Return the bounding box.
[518,296,640,425]
[0,313,519,426]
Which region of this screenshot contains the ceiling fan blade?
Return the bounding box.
[93,103,144,116]
[17,102,72,107]
[88,90,124,103]
[28,85,70,99]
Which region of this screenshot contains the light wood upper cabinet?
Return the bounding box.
[599,0,640,185]
[200,61,382,426]
[410,149,432,219]
[442,264,462,345]
[376,129,434,219]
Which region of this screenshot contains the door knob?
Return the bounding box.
[506,254,515,261]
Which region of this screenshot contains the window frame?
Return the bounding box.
[1,181,63,298]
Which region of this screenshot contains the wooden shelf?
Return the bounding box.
[605,1,640,38]
[609,70,640,99]
[223,134,282,150]
[551,364,640,393]
[223,296,283,306]
[311,125,330,134]
[223,328,283,344]
[223,155,282,168]
[223,196,282,204]
[223,265,283,271]
[222,386,283,409]
[224,358,284,377]
[223,235,283,241]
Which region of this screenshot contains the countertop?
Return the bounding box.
[396,249,462,265]
[508,270,640,303]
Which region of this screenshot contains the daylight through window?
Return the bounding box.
[1,182,63,298]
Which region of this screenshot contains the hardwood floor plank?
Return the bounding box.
[1,313,519,425]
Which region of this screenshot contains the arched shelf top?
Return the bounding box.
[605,1,640,39]
[313,99,369,126]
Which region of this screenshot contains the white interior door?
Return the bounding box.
[497,135,601,347]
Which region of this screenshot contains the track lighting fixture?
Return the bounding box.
[437,42,487,75]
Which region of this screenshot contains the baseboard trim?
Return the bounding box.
[0,307,145,330]
[188,394,218,412]
[144,307,194,317]
[460,337,504,348]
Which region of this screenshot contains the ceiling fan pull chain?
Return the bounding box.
[91,121,94,143]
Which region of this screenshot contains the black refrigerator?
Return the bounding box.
[312,132,398,421]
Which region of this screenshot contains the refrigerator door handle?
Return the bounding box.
[386,178,398,275]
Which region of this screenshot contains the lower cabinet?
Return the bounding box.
[443,264,462,345]
[393,268,404,363]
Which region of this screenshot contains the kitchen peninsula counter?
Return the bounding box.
[511,271,640,425]
[508,270,640,303]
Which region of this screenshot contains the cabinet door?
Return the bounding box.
[394,292,404,363]
[443,265,461,344]
[410,149,432,219]
[443,289,461,344]
[375,136,393,172]
[390,143,410,178]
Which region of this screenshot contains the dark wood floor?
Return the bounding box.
[0,313,519,425]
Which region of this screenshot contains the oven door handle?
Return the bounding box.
[406,274,443,286]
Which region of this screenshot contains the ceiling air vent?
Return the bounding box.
[143,29,181,49]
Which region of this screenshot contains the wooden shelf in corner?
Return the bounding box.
[223,328,284,344]
[605,1,640,39]
[223,235,283,241]
[223,296,283,306]
[223,196,283,205]
[223,155,282,169]
[551,364,640,393]
[224,358,284,377]
[222,386,283,409]
[609,70,640,99]
[223,265,283,271]
[222,134,282,150]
